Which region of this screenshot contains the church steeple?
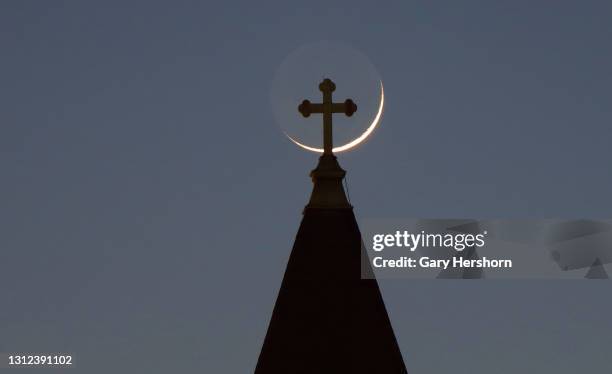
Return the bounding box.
[255,79,407,373]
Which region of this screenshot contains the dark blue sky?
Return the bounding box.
[2,1,612,372]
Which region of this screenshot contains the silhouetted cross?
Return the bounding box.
[298,78,357,155]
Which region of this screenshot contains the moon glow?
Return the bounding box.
[286,81,384,153]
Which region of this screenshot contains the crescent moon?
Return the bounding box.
[285,81,384,153]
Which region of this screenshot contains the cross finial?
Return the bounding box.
[298,78,357,154]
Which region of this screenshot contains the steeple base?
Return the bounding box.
[305,154,352,211]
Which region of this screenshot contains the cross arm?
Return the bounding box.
[298,101,323,117]
[332,100,357,116]
[298,99,357,117]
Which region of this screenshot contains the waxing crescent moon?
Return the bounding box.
[285,81,384,153]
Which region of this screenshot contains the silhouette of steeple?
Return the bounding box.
[255,79,407,373]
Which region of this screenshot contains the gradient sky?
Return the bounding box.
[2,1,612,373]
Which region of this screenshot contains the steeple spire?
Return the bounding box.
[298,78,357,210]
[256,79,407,373]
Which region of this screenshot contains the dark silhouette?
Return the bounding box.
[298,78,357,155]
[255,79,407,373]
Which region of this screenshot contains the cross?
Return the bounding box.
[298,78,357,155]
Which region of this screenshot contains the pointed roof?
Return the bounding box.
[256,154,407,373]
